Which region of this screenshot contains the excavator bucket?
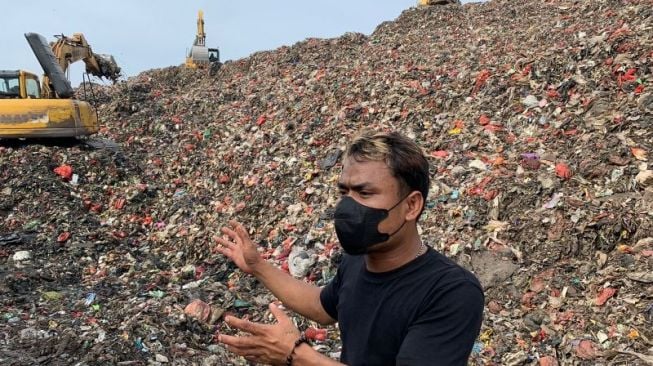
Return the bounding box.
[24,32,74,98]
[92,54,121,82]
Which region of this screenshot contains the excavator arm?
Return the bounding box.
[195,10,206,47]
[49,33,121,81]
[25,32,120,99]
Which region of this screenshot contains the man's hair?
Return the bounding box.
[346,131,430,218]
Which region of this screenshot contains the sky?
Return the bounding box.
[3,0,481,86]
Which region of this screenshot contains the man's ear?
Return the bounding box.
[405,191,424,221]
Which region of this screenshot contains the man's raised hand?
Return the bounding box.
[214,220,262,274]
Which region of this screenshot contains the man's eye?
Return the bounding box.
[359,191,371,197]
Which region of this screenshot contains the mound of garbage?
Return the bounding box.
[1,0,652,364]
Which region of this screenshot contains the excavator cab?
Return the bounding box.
[0,70,41,99]
[208,48,220,63]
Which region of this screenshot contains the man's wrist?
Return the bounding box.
[288,342,315,365]
[286,331,310,365]
[249,258,270,277]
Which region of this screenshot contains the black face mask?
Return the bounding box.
[334,195,407,255]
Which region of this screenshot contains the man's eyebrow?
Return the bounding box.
[337,182,374,190]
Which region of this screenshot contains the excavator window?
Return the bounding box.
[209,49,219,62]
[0,75,21,98]
[25,77,41,98]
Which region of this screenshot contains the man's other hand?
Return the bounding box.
[218,303,301,365]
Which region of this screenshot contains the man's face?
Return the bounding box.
[337,157,405,238]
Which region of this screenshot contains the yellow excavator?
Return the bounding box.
[0,32,120,138]
[185,10,220,69]
[417,0,461,5]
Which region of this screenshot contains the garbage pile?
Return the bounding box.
[2,0,652,364]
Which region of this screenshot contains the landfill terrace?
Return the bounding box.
[1,0,652,365]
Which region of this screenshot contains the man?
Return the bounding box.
[215,131,484,365]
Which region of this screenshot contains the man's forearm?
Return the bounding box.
[252,260,333,324]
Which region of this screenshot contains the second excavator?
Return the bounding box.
[0,32,120,138]
[417,0,461,5]
[185,10,220,69]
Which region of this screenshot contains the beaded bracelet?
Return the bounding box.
[286,331,311,365]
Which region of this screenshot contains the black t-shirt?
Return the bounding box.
[320,247,484,366]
